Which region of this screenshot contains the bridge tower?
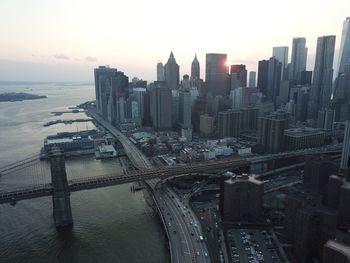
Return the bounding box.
[49,148,73,227]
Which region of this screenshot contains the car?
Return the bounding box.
[196,252,200,256]
[204,252,208,257]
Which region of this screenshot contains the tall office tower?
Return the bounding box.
[164,51,180,90]
[257,112,288,153]
[337,17,350,76]
[230,64,247,87]
[131,100,140,126]
[308,35,336,120]
[333,66,350,121]
[94,66,118,118]
[156,62,165,81]
[179,90,192,129]
[191,53,200,81]
[272,46,289,80]
[257,57,282,104]
[143,90,152,127]
[94,66,129,125]
[290,85,310,122]
[218,110,241,138]
[133,87,147,124]
[298,70,312,86]
[290,37,308,81]
[205,53,229,97]
[171,89,179,126]
[150,82,172,130]
[248,71,256,87]
[341,120,350,170]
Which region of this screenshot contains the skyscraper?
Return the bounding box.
[272,46,289,80]
[94,66,118,118]
[133,87,147,124]
[257,57,282,104]
[341,120,350,170]
[164,51,180,90]
[337,17,350,76]
[94,66,129,125]
[179,90,192,129]
[290,37,308,81]
[333,66,350,121]
[248,71,256,88]
[308,35,336,120]
[205,53,229,97]
[150,82,172,130]
[230,64,247,88]
[191,53,200,81]
[157,62,165,81]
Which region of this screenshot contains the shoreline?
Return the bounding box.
[87,107,172,262]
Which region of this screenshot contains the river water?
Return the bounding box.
[0,82,170,263]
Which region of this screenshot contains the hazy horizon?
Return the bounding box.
[1,0,349,82]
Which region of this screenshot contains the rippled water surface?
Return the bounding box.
[0,82,169,263]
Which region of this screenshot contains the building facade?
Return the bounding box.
[191,53,200,81]
[272,46,289,80]
[205,53,229,97]
[150,82,172,130]
[218,110,241,138]
[221,175,263,222]
[290,37,308,81]
[308,35,336,120]
[337,17,350,76]
[257,57,282,105]
[164,52,180,90]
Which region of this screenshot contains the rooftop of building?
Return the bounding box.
[98,144,116,153]
[225,174,263,185]
[342,181,350,190]
[325,240,350,256]
[284,127,325,137]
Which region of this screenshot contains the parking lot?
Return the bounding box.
[226,228,281,263]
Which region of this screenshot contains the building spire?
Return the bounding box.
[193,52,199,63]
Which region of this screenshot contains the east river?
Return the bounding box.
[0,82,170,263]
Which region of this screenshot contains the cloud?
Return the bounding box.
[54,54,70,60]
[85,56,97,62]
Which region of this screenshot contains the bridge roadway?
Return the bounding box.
[0,158,249,203]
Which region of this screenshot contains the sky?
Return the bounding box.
[0,0,349,82]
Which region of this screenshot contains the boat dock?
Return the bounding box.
[43,118,93,127]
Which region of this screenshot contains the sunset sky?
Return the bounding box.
[0,0,349,82]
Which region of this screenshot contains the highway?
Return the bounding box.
[167,187,210,262]
[88,109,209,262]
[88,109,153,170]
